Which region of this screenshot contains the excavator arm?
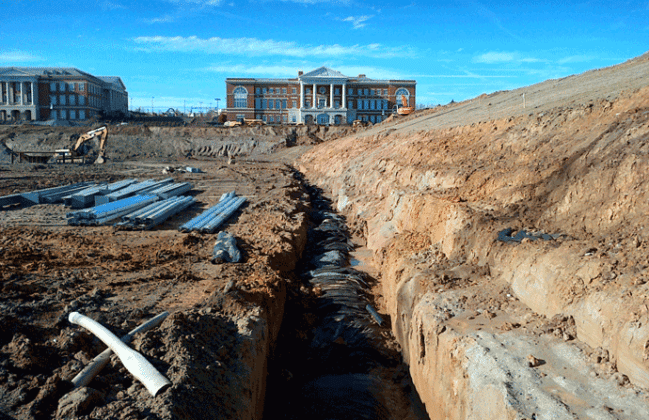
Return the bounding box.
[72,126,108,164]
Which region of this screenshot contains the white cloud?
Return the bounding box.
[133,36,416,59]
[558,55,596,64]
[166,0,223,5]
[145,14,176,23]
[202,63,406,80]
[341,15,373,29]
[473,51,542,64]
[0,51,44,63]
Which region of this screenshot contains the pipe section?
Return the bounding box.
[68,312,171,396]
[71,312,169,388]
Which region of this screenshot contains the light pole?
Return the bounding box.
[151,97,154,114]
[215,98,221,110]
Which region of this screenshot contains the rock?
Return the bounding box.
[527,354,543,367]
[56,387,103,418]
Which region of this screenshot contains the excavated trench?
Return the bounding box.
[263,181,428,420]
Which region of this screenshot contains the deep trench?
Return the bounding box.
[263,180,429,420]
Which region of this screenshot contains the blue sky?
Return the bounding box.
[1,0,647,112]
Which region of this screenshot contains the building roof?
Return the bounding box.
[98,76,127,91]
[300,66,348,79]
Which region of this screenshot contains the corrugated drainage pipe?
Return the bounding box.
[69,312,171,396]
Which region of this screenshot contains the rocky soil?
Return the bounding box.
[299,51,649,418]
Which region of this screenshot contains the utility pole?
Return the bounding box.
[184,100,186,115]
[151,96,154,114]
[215,98,221,110]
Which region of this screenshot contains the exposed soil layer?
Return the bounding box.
[299,53,649,418]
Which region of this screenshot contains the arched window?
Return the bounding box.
[395,88,410,99]
[233,87,248,108]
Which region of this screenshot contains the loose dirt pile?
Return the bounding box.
[299,52,649,418]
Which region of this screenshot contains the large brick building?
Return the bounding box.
[0,67,128,122]
[225,67,416,125]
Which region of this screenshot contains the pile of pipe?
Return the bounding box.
[1,182,95,209]
[116,195,196,230]
[67,195,160,226]
[95,178,176,205]
[179,191,246,233]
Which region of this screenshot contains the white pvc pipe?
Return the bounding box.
[71,311,169,389]
[69,312,172,396]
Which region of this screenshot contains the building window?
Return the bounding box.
[50,95,57,105]
[60,109,67,119]
[292,87,296,94]
[276,100,281,109]
[268,100,273,109]
[291,115,296,122]
[255,98,261,109]
[256,87,261,94]
[79,110,86,120]
[80,83,85,91]
[263,115,267,122]
[70,110,76,120]
[348,88,353,95]
[335,100,340,108]
[269,88,274,94]
[364,89,369,96]
[383,89,388,95]
[79,96,85,105]
[335,88,340,95]
[68,82,74,91]
[281,99,287,109]
[262,88,267,94]
[269,115,274,123]
[292,100,297,108]
[236,114,245,122]
[282,88,287,94]
[59,95,66,105]
[70,95,76,105]
[50,82,56,92]
[371,89,375,96]
[306,88,311,94]
[306,100,311,108]
[395,88,410,99]
[348,100,353,109]
[233,86,248,108]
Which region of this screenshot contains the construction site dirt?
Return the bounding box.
[2,51,649,420]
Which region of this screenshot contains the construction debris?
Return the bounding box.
[212,231,242,263]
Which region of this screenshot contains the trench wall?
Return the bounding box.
[299,86,649,417]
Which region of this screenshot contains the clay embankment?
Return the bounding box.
[0,124,351,164]
[300,66,649,416]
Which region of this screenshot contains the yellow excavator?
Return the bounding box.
[396,94,414,116]
[56,126,108,164]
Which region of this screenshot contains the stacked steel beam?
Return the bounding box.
[178,191,246,233]
[147,182,193,200]
[117,196,196,230]
[20,182,95,204]
[68,179,138,208]
[94,179,173,206]
[67,195,159,226]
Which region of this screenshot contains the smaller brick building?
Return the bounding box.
[0,67,128,122]
[225,67,416,124]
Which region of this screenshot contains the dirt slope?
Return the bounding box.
[299,53,649,418]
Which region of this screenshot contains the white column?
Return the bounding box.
[330,83,333,108]
[19,82,23,105]
[342,83,346,108]
[30,82,34,105]
[312,83,316,108]
[300,82,304,108]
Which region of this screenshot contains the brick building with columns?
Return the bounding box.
[225,67,415,125]
[0,67,128,122]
